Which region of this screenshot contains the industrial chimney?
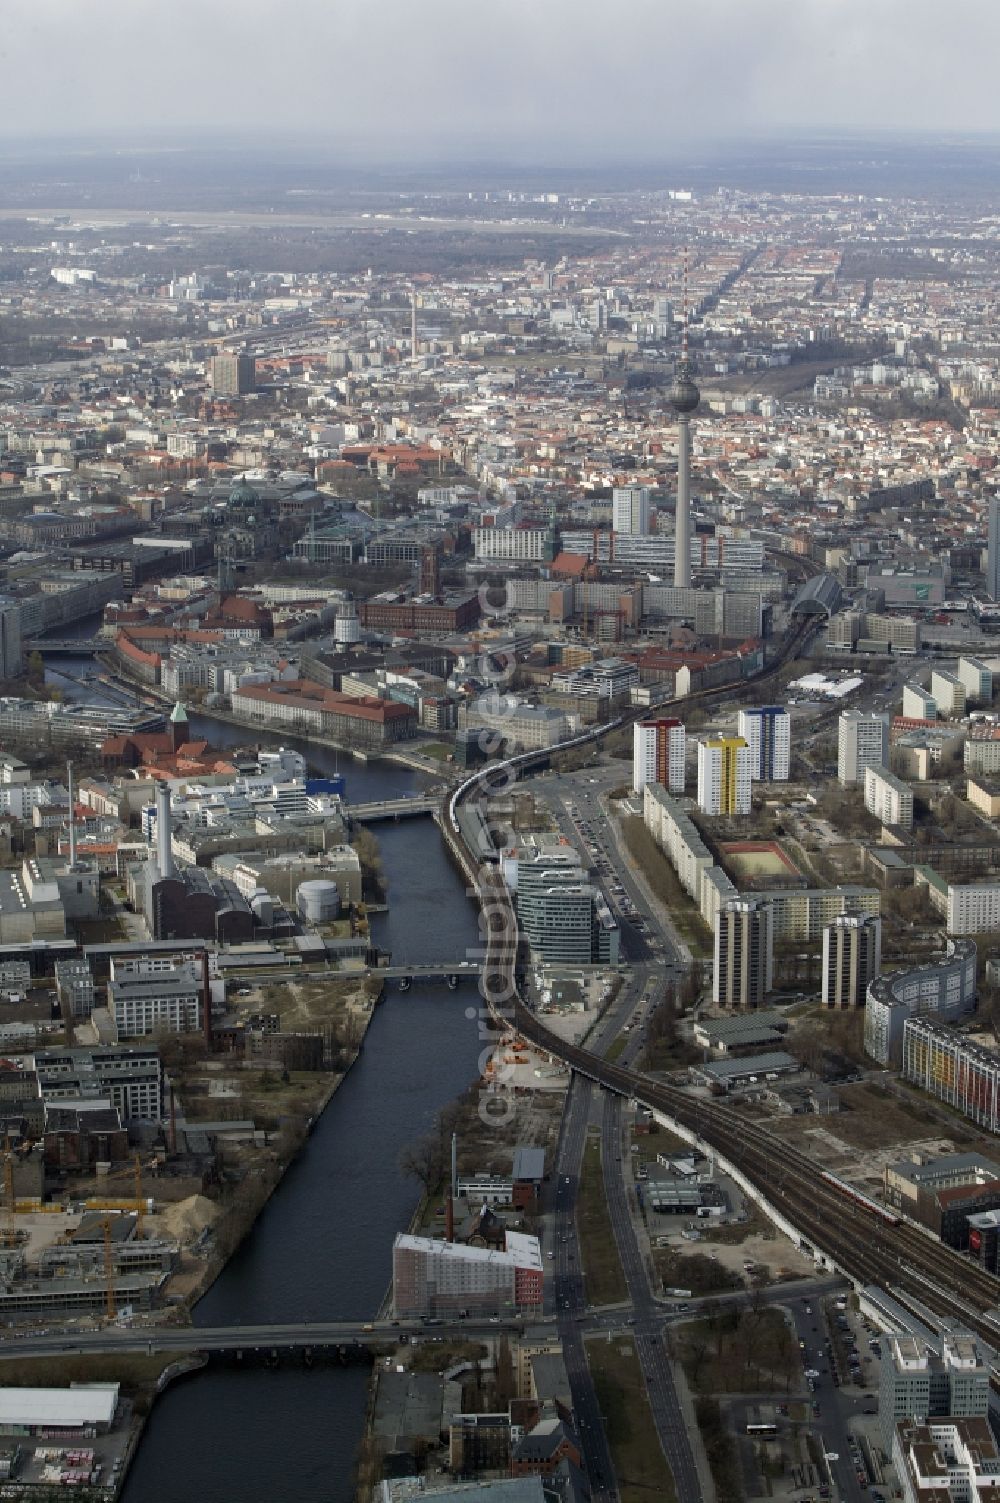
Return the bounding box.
[66,761,77,868]
[201,949,213,1052]
[156,783,175,880]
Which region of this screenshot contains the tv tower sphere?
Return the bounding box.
[670,365,700,414]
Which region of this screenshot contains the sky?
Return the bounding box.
[3,0,1000,160]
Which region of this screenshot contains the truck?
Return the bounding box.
[665,1287,692,1298]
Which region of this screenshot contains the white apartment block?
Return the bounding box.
[958,656,993,706]
[947,882,1000,936]
[902,683,937,720]
[864,765,914,830]
[611,485,651,536]
[736,707,790,781]
[473,527,549,562]
[930,670,967,719]
[633,718,686,794]
[838,710,889,785]
[696,737,751,816]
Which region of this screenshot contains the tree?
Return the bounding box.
[399,1132,446,1194]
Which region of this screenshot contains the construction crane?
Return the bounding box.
[102,1216,116,1322]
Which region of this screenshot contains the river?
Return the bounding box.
[45,653,485,1502]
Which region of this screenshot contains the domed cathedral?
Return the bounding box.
[211,474,280,576]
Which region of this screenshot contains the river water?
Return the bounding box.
[45,653,485,1502]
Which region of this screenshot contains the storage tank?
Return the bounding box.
[296,879,341,923]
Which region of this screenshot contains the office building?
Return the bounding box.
[837,710,889,785]
[930,670,966,719]
[821,914,881,1009]
[209,352,256,396]
[108,955,204,1040]
[34,1044,163,1122]
[392,1230,542,1319]
[864,765,914,830]
[903,1019,1000,1134]
[864,939,977,1065]
[894,1416,1000,1503]
[713,897,774,1009]
[957,656,993,707]
[988,495,1000,602]
[54,958,96,1020]
[633,718,686,794]
[473,527,555,564]
[515,849,619,966]
[879,1332,989,1454]
[612,485,651,536]
[737,706,790,781]
[697,737,751,815]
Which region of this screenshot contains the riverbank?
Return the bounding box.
[164,970,384,1316]
[97,652,455,778]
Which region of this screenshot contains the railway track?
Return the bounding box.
[441,605,1000,1351]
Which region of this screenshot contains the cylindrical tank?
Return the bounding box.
[296,879,341,923]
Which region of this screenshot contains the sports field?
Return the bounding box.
[719,840,802,883]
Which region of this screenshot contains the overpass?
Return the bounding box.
[0,1316,540,1362]
[346,796,439,822]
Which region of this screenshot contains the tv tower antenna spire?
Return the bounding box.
[670,246,700,590]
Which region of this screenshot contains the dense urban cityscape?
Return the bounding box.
[5,22,1000,1500]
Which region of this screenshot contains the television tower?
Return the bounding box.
[410,288,418,362]
[670,251,700,589]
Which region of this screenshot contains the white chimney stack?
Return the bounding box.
[156,783,175,880]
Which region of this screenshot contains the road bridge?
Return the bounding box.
[24,638,103,656]
[375,961,480,986]
[346,796,439,822]
[0,1316,541,1362]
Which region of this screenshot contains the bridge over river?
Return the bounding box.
[0,1316,544,1361]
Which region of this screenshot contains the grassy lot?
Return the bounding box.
[587,1337,677,1503]
[703,1206,777,1246]
[577,1134,628,1306]
[0,1354,177,1411]
[618,817,712,958]
[605,1036,627,1063]
[675,1307,799,1394]
[653,1247,742,1297]
[415,741,454,762]
[409,1340,488,1374]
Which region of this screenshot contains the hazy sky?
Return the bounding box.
[4,0,1000,158]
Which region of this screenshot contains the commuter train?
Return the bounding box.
[448,713,628,835]
[819,1170,901,1227]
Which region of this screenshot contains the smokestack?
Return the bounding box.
[156,783,175,880]
[445,1131,457,1244]
[201,949,213,1052]
[66,761,77,868]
